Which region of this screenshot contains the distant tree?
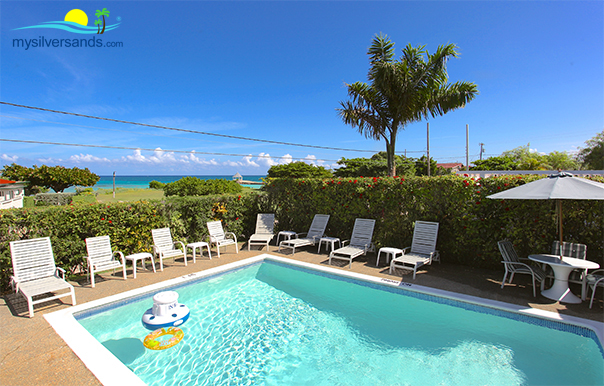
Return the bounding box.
[471,156,517,171]
[334,152,415,177]
[0,163,98,193]
[29,165,100,193]
[502,145,551,170]
[414,156,439,176]
[0,163,31,181]
[337,34,478,177]
[545,151,579,170]
[267,162,332,179]
[577,131,603,170]
[163,177,242,197]
[149,180,165,189]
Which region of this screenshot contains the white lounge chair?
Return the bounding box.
[279,214,330,254]
[9,237,76,317]
[497,240,546,297]
[85,235,127,287]
[151,228,186,271]
[207,220,238,257]
[248,213,275,251]
[328,218,375,269]
[389,221,440,279]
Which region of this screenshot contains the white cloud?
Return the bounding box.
[69,153,111,163]
[1,154,19,163]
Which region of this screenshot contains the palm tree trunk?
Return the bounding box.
[386,139,396,177]
[101,16,106,34]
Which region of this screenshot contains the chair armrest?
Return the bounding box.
[502,261,539,272]
[174,241,186,252]
[341,239,350,247]
[226,232,238,243]
[10,276,19,292]
[297,232,308,238]
[401,247,411,254]
[113,251,125,264]
[152,245,160,256]
[56,267,66,279]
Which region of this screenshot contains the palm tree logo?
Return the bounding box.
[95,8,110,34]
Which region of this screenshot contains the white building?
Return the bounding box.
[0,179,25,209]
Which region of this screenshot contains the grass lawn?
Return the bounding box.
[94,188,165,203]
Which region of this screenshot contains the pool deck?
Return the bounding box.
[1,244,603,386]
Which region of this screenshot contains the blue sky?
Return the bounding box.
[1,1,602,176]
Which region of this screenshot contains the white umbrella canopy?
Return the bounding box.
[487,172,604,257]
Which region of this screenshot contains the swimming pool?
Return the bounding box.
[46,255,604,386]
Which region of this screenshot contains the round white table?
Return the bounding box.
[528,254,599,304]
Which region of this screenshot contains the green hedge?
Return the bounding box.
[0,192,271,291]
[1,175,602,291]
[263,175,603,268]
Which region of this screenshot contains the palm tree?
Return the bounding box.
[94,19,102,34]
[338,34,478,176]
[95,8,110,34]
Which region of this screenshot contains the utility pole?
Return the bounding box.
[427,122,431,177]
[112,171,116,198]
[465,124,469,171]
[479,143,485,161]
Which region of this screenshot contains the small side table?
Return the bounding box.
[318,237,341,254]
[186,241,212,263]
[276,231,297,246]
[126,252,155,279]
[376,247,403,267]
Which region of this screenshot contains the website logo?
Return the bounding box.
[13,8,120,35]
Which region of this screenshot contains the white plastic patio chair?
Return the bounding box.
[328,218,375,269]
[9,237,76,317]
[497,240,546,297]
[585,269,604,309]
[207,220,238,257]
[247,213,275,251]
[151,228,186,271]
[278,214,330,254]
[85,235,127,287]
[389,221,440,279]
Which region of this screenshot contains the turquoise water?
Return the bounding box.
[78,262,604,386]
[66,175,264,192]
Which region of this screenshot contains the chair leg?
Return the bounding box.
[501,271,509,289]
[90,267,96,288]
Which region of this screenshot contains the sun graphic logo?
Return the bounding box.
[14,8,120,34]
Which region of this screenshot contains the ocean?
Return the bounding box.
[65,175,265,192]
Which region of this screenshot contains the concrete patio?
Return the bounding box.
[1,244,602,386]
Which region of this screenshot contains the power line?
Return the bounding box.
[0,101,422,155]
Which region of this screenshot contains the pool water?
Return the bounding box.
[78,262,604,386]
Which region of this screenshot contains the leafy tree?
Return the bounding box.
[334,152,416,177]
[502,145,551,170]
[577,131,603,170]
[0,163,98,193]
[29,165,100,193]
[267,162,332,179]
[163,177,242,197]
[545,151,578,170]
[471,156,517,171]
[149,180,165,189]
[414,156,439,176]
[337,34,478,177]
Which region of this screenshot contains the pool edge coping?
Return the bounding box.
[45,254,604,386]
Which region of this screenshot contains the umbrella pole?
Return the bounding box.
[558,200,563,260]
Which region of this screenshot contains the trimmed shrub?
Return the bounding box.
[163,177,242,196]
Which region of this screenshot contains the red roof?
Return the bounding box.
[437,163,464,169]
[0,179,16,184]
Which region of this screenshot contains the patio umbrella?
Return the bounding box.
[487,172,604,258]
